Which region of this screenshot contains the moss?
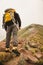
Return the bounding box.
[35,59,43,65]
[39,46,43,52]
[18,57,26,65]
[0,62,4,65]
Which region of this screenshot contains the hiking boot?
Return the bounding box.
[5,48,11,53]
[12,47,20,56]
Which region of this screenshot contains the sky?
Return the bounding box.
[0,0,43,41]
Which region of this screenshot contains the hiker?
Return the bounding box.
[2,8,21,55]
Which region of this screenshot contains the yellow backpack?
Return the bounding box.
[4,9,15,22]
[4,12,12,22]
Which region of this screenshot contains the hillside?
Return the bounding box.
[0,24,43,65]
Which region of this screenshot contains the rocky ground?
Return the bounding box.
[0,24,43,65]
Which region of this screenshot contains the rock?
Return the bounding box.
[0,42,5,52]
[34,52,42,59]
[28,47,39,53]
[28,42,38,48]
[19,49,39,63]
[17,54,32,65]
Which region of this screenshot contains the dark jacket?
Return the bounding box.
[3,12,21,30]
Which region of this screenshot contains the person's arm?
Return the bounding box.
[15,12,21,28]
[2,14,7,31]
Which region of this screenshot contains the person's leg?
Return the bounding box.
[12,25,18,47]
[5,26,12,51]
[12,25,20,56]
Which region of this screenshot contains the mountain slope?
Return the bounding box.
[18,24,43,53]
[18,24,43,44]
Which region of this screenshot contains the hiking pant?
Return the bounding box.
[6,24,18,48]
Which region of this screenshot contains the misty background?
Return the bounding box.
[0,0,43,41]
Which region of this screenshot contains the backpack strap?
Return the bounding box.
[10,12,19,30]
